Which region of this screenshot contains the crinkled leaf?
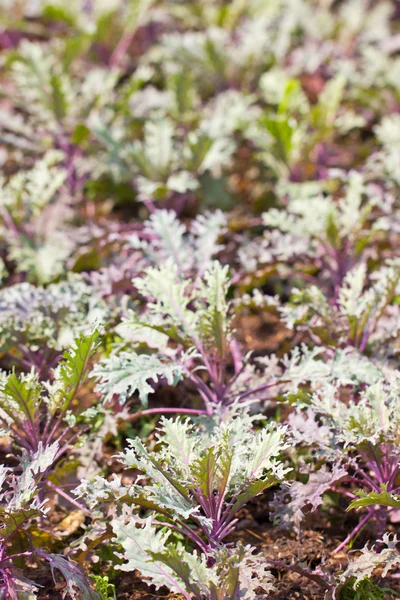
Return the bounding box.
[112,517,190,595]
[272,464,347,533]
[37,551,100,600]
[348,485,400,512]
[93,351,185,406]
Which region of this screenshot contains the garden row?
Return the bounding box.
[1,1,400,599]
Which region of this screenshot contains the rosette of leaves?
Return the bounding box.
[239,170,398,293]
[283,375,400,551]
[250,70,366,178]
[0,150,79,284]
[280,260,400,355]
[0,331,104,506]
[93,255,386,417]
[0,445,99,599]
[0,275,107,375]
[88,206,226,317]
[88,28,260,210]
[92,259,235,415]
[2,39,119,149]
[126,208,227,278]
[92,114,236,210]
[77,414,289,599]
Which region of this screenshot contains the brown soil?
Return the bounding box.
[234,312,292,356]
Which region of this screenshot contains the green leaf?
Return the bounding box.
[191,433,233,504]
[50,73,68,121]
[198,262,231,357]
[1,372,41,424]
[150,547,206,600]
[0,507,40,542]
[191,446,219,501]
[111,517,190,595]
[230,478,277,515]
[133,261,198,341]
[348,485,400,512]
[90,576,116,600]
[54,330,100,412]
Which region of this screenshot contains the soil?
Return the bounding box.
[234,312,293,356]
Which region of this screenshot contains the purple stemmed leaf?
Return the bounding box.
[37,551,100,600]
[272,464,347,533]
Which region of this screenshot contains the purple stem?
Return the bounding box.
[188,373,217,405]
[46,481,90,515]
[388,463,399,489]
[109,29,136,68]
[142,198,157,214]
[54,430,87,461]
[153,520,208,554]
[236,378,289,402]
[368,449,385,485]
[3,551,32,562]
[229,339,244,375]
[213,518,238,542]
[358,324,371,352]
[354,467,381,492]
[333,508,377,554]
[345,475,376,492]
[125,407,207,423]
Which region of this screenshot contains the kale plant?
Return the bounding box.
[0,151,75,284]
[0,446,98,599]
[0,276,107,375]
[285,375,400,551]
[281,260,400,356]
[77,413,288,599]
[127,208,227,277]
[0,331,102,508]
[240,171,398,296]
[92,259,376,417]
[1,0,400,597]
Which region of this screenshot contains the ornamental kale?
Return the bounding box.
[0,331,101,508]
[281,260,400,355]
[286,375,400,551]
[93,254,383,415]
[0,276,107,376]
[0,446,98,600]
[77,414,288,598]
[240,171,399,297]
[2,0,400,597]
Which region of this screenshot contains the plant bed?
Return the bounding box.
[1,1,400,599]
